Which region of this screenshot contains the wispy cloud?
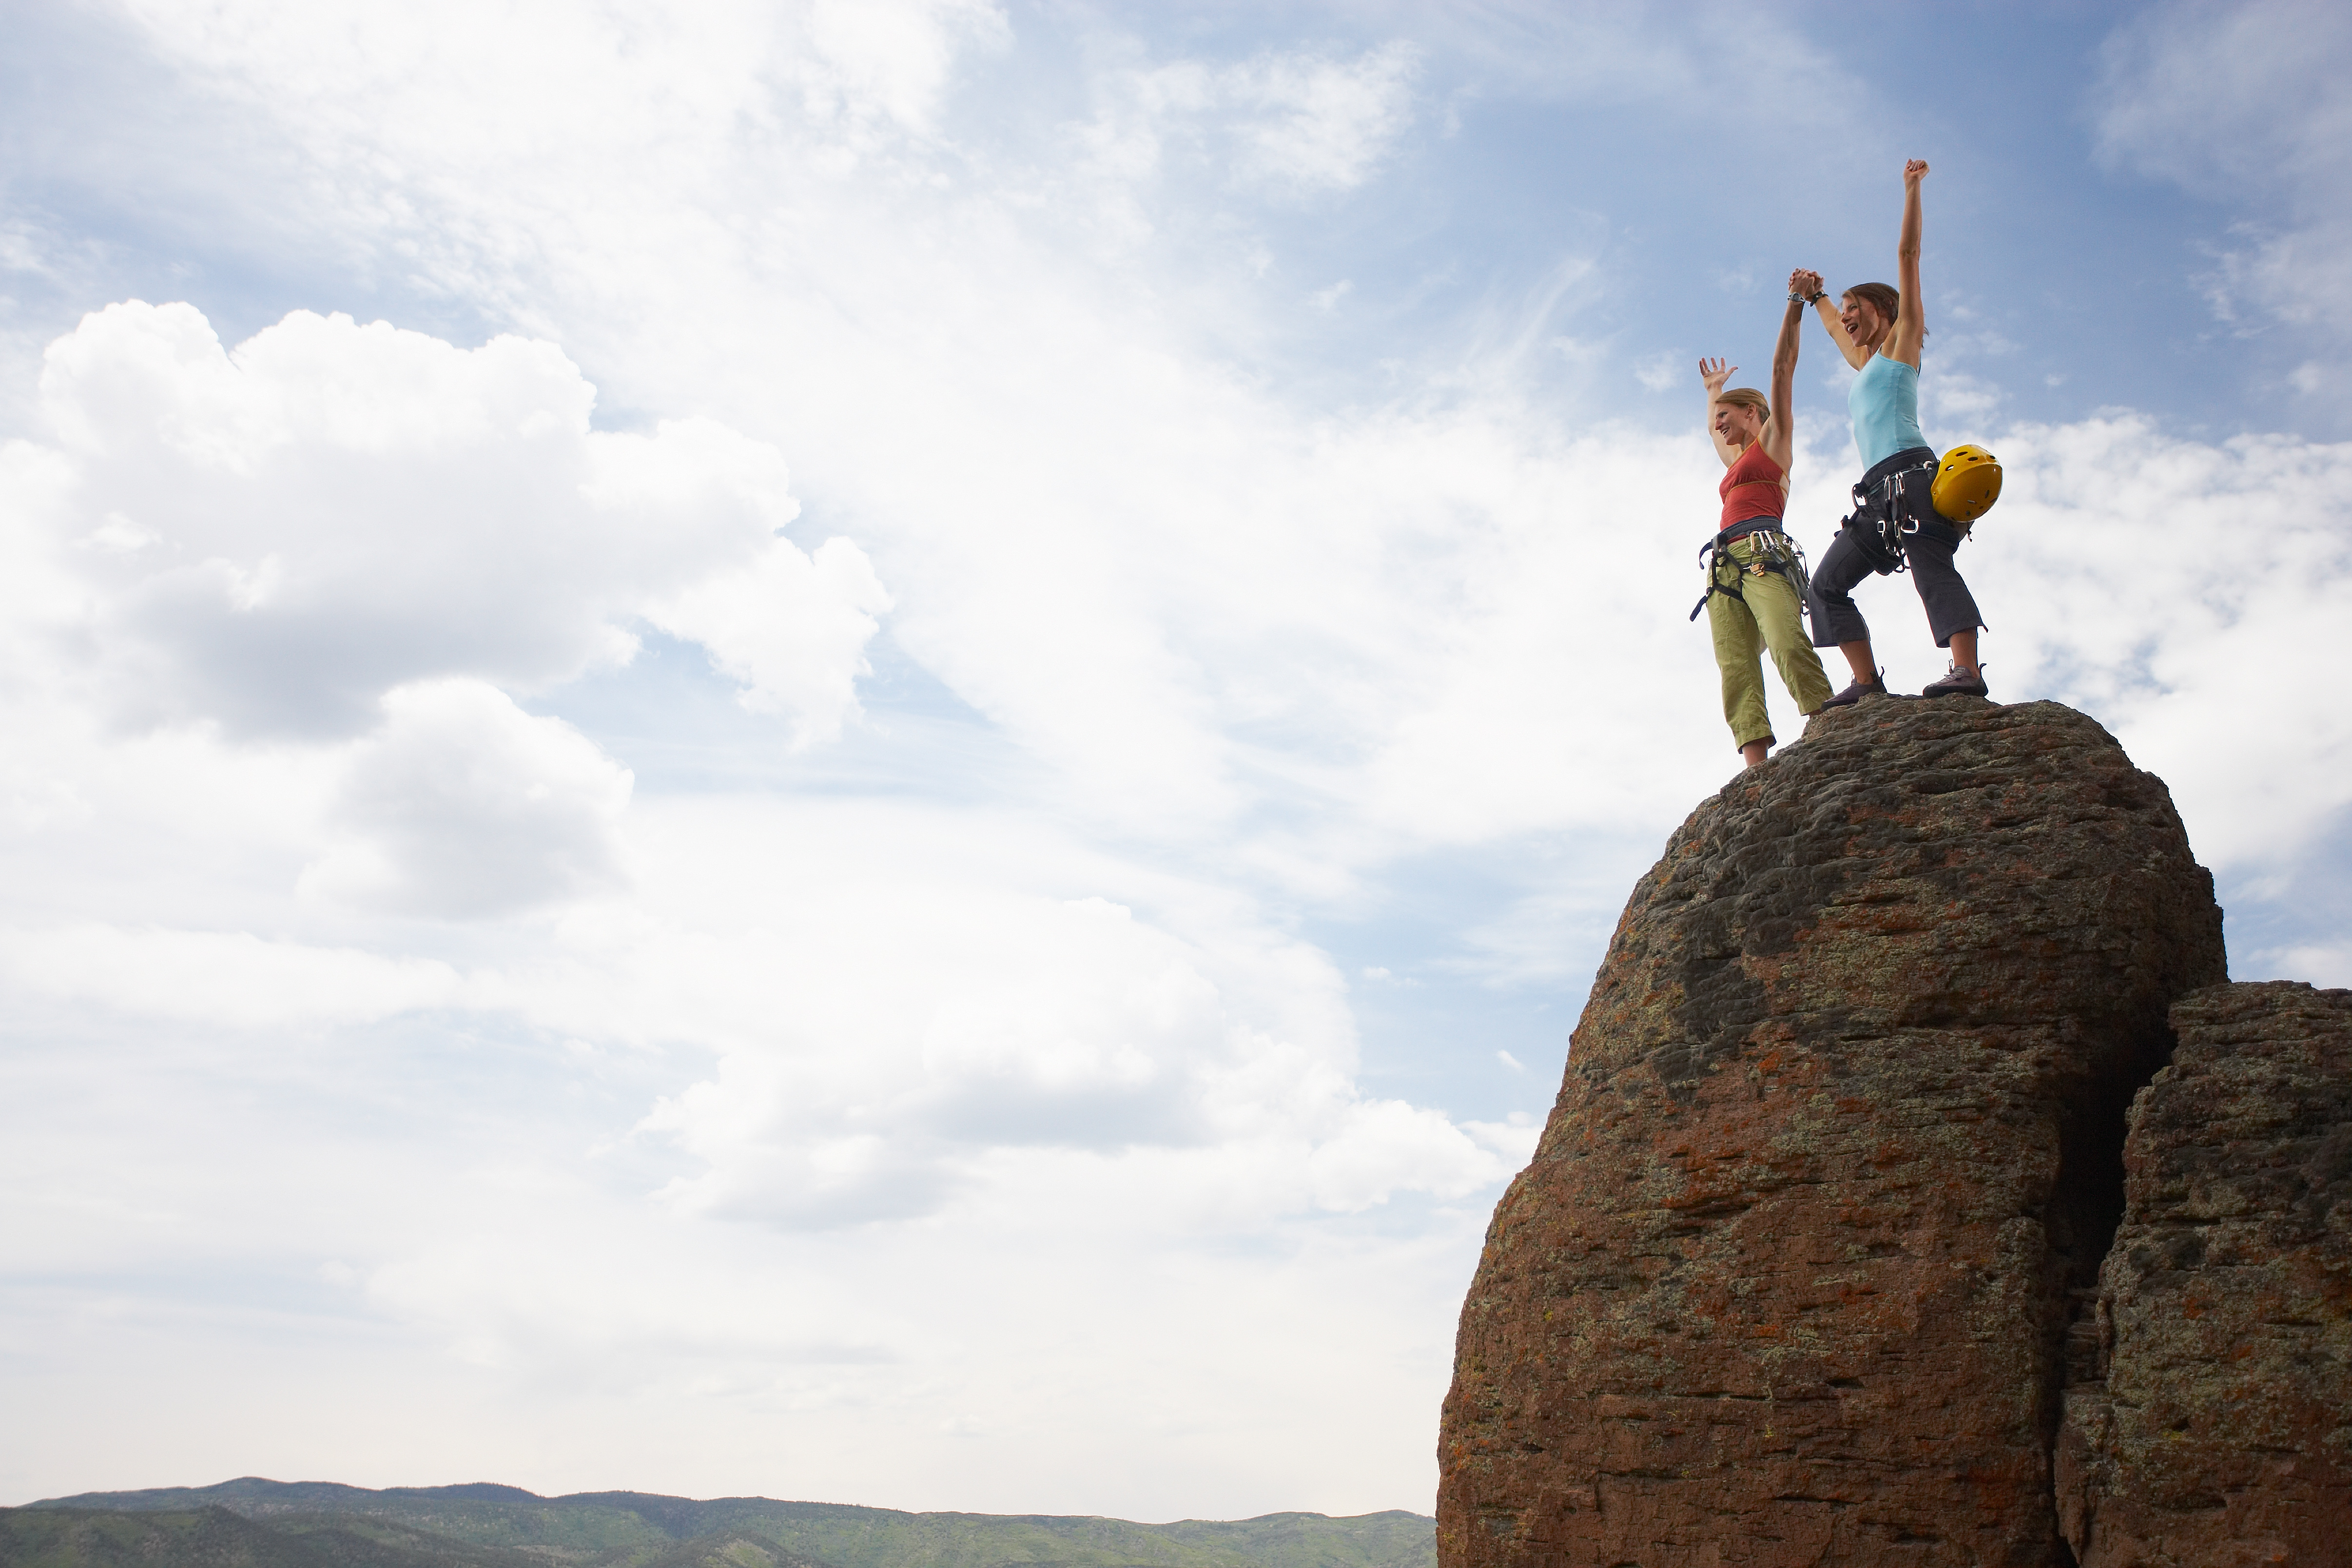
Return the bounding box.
[2094,0,2352,383]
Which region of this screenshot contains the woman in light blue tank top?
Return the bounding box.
[1849,348,1926,471]
[1794,159,1988,703]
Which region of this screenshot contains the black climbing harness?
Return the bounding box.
[1841,446,1959,577]
[1689,522,1812,623]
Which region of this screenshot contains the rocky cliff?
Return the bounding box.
[2057,981,2352,1566]
[1436,697,2352,1566]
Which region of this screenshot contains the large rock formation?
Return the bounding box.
[2057,981,2352,1566]
[1437,697,2233,1566]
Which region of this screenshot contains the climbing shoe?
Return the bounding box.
[1820,671,1886,708]
[1921,662,1988,698]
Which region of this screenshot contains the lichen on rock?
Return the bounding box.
[2057,980,2352,1567]
[1437,697,2231,1567]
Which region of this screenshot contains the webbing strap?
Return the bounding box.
[1847,454,1939,575]
[1690,530,1808,623]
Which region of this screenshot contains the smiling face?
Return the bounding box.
[1713,399,1765,448]
[1841,292,1887,350]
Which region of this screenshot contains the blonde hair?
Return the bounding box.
[1715,387,1769,421]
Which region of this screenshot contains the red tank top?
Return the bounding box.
[1718,440,1786,529]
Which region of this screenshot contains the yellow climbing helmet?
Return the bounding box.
[1932,443,2002,523]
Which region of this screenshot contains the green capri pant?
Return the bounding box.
[1707,533,1834,750]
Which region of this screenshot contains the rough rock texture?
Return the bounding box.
[2057,981,2352,1566]
[1437,697,2227,1568]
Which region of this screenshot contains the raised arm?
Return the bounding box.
[1888,159,1927,368]
[1764,275,1808,474]
[1806,273,1869,369]
[1699,356,1739,467]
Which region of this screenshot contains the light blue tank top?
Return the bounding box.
[1849,351,1927,468]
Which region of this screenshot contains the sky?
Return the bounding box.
[2,0,2350,1524]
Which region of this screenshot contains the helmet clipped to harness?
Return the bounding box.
[1931,444,2002,523]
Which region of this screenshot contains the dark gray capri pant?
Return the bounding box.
[1809,515,1984,650]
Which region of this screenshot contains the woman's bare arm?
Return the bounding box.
[1764,276,1807,474]
[1808,281,1869,369]
[1699,356,1739,467]
[1889,159,1927,368]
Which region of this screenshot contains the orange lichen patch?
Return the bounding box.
[1438,699,2232,1568]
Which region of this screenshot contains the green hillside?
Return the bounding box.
[9,1481,1436,1568]
[0,1504,548,1568]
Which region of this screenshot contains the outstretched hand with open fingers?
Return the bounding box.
[1905,158,1929,187]
[1699,356,1736,392]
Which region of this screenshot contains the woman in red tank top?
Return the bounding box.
[1696,275,1834,768]
[1717,427,1786,530]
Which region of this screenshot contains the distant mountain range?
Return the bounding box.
[0,1479,1437,1568]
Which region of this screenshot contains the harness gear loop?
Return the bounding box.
[1690,526,1812,624]
[1842,450,1943,575]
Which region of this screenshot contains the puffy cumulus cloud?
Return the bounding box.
[644,538,891,745]
[914,897,1216,1137]
[11,302,884,745]
[1304,1097,1511,1211]
[600,824,1520,1231]
[2096,1,2352,349]
[1957,415,2352,871]
[300,679,634,918]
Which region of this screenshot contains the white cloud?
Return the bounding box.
[9,302,883,748]
[1227,44,1420,192]
[2095,0,2352,204]
[2096,1,2352,344]
[1463,1113,1539,1163]
[1070,41,1419,212]
[803,0,1011,132]
[1956,415,2352,872]
[644,538,890,746]
[1634,349,1683,393]
[300,679,634,918]
[2255,938,2352,988]
[0,924,461,1028]
[1921,368,2005,428]
[1305,1097,1501,1210]
[549,807,1524,1232]
[113,0,1005,166]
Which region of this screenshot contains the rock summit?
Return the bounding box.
[1437,697,2349,1567]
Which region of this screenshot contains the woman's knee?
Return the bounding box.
[1817,528,1882,583]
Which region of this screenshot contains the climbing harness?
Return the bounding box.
[1840,449,1945,577]
[1690,523,1812,623]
